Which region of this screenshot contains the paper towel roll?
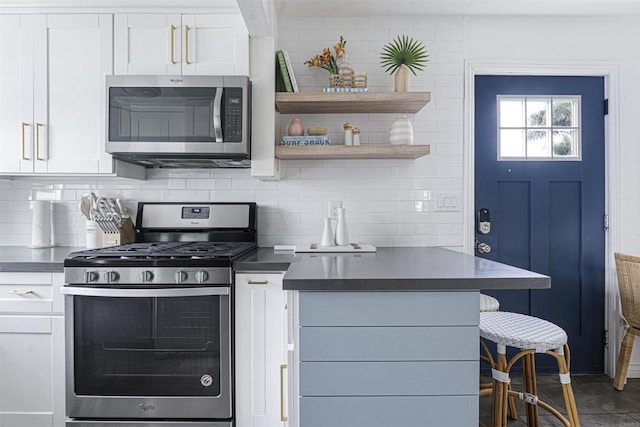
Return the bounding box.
[30,200,54,248]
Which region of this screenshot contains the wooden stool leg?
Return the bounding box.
[491,349,509,427]
[507,382,519,420]
[523,352,539,427]
[555,345,580,427]
[613,329,636,391]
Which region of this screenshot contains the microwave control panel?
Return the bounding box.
[224,87,243,142]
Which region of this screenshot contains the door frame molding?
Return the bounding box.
[463,60,621,376]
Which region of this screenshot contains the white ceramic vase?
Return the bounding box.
[335,208,349,246]
[320,217,335,246]
[389,115,414,145]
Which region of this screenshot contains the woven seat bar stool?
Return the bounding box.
[613,252,640,391]
[478,294,518,422]
[480,294,500,313]
[480,311,580,427]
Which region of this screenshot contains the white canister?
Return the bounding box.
[389,115,414,145]
[343,122,353,146]
[85,220,101,249]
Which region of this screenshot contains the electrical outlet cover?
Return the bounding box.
[328,201,342,220]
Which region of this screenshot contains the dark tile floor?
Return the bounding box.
[479,374,640,426]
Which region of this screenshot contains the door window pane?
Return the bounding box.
[499,99,524,127]
[526,99,549,127]
[497,95,581,160]
[499,129,525,158]
[527,130,551,157]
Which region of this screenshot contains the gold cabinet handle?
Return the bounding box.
[35,123,44,160]
[184,25,191,64]
[170,25,177,64]
[280,364,288,422]
[9,289,34,295]
[247,280,268,285]
[21,122,29,160]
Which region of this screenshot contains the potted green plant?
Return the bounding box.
[380,35,429,92]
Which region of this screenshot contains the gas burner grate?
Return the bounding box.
[71,241,257,261]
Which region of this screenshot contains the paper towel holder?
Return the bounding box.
[29,200,55,249]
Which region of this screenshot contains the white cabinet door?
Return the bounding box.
[182,14,248,76]
[114,13,248,76]
[0,15,35,173]
[33,14,113,174]
[0,315,63,427]
[1,14,114,175]
[114,14,182,75]
[235,272,288,427]
[0,273,65,427]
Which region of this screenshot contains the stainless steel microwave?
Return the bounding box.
[106,75,251,168]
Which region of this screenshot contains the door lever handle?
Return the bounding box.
[476,241,491,254]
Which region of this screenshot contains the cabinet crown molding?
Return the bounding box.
[0,0,240,13]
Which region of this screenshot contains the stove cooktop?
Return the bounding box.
[64,241,257,268]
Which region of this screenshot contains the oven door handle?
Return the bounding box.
[61,286,229,298]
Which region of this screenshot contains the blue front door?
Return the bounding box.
[475,75,606,372]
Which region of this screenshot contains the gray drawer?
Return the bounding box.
[299,291,479,326]
[300,396,478,427]
[300,361,478,396]
[300,326,478,361]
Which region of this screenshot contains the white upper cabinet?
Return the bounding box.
[0,14,114,175]
[114,13,249,76]
[0,15,35,174]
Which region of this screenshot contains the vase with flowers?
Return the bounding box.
[305,36,351,88]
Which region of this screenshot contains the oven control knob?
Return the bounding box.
[84,271,99,283]
[139,270,154,283]
[174,271,188,284]
[195,270,209,283]
[105,271,120,283]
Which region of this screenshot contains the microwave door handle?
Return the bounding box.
[61,286,229,298]
[213,87,223,143]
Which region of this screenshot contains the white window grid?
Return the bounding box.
[497,95,582,161]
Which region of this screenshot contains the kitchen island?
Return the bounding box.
[279,247,549,427]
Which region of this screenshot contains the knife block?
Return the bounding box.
[100,217,136,248]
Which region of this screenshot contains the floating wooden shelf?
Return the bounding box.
[275,144,430,160]
[275,92,431,114]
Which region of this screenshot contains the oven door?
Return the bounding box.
[62,286,232,420]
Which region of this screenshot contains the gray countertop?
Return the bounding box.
[0,246,84,272]
[234,247,299,271]
[0,246,551,292]
[282,247,550,291]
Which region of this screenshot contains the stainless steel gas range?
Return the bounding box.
[62,202,257,427]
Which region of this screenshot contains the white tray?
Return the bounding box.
[295,243,377,253]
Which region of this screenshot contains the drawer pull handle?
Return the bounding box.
[248,280,268,285]
[280,364,288,422]
[9,289,34,295]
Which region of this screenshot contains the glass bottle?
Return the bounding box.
[337,55,354,88]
